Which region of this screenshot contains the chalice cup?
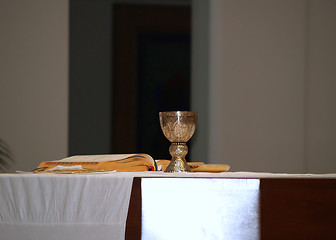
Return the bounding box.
[159,111,198,172]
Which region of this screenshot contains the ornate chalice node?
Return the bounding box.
[159,111,198,172]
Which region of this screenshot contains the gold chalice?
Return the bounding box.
[159,111,198,172]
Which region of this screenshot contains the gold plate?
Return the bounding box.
[190,164,230,173]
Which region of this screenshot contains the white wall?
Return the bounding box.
[190,0,210,164]
[192,0,336,173]
[306,0,336,173]
[0,0,69,171]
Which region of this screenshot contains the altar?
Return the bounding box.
[1,172,336,240]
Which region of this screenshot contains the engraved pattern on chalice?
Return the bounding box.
[159,111,198,172]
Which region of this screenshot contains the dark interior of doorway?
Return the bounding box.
[112,4,191,160]
[69,1,191,160]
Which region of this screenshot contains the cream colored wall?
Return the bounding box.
[306,0,336,173]
[192,0,336,173]
[191,0,210,165]
[0,0,69,171]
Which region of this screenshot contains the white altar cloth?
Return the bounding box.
[0,173,134,240]
[1,171,335,240]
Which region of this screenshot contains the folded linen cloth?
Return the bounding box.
[0,173,134,240]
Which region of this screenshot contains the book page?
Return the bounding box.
[56,154,151,162]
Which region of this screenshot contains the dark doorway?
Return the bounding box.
[112,4,191,160]
[69,0,113,156]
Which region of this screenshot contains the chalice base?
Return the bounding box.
[164,157,192,172]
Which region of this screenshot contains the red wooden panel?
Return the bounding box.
[125,177,141,240]
[260,179,336,240]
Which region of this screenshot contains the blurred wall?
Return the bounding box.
[191,0,336,173]
[190,0,210,166]
[306,0,336,173]
[0,0,68,171]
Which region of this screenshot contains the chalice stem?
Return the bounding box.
[165,142,191,172]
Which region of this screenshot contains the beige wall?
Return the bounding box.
[306,0,336,173]
[0,0,69,171]
[192,0,336,173]
[191,0,210,165]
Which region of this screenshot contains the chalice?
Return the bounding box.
[159,111,198,172]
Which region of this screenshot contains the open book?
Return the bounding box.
[34,154,157,173]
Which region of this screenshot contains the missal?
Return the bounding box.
[34,154,157,173]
